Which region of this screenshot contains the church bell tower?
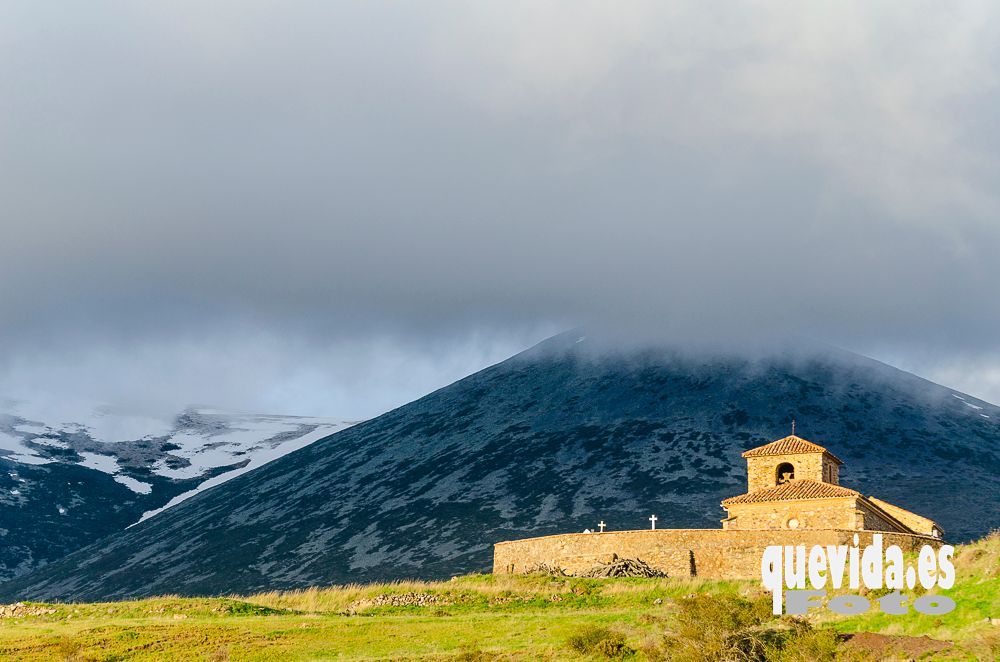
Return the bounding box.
[741,434,843,493]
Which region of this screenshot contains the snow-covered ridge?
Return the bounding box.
[133,423,344,524]
[0,399,357,519]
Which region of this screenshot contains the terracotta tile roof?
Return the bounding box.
[722,479,860,505]
[741,435,844,464]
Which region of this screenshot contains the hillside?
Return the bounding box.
[0,532,996,660]
[1,334,997,601]
[0,404,353,582]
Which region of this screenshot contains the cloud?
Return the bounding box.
[0,326,553,419]
[0,1,999,412]
[433,3,1000,221]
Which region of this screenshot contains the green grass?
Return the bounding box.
[816,529,1000,659]
[0,535,995,660]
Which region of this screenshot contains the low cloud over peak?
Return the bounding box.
[1,2,999,413]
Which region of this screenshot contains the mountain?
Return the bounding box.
[2,334,998,601]
[0,402,353,582]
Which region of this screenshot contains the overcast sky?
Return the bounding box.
[1,2,999,419]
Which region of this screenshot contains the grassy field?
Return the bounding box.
[0,533,996,661]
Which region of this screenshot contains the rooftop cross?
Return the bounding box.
[598,520,606,533]
[791,419,796,435]
[649,514,657,530]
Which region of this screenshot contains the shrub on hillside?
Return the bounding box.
[566,625,634,658]
[642,593,841,662]
[450,645,499,661]
[964,629,1000,661]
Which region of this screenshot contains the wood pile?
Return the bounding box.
[580,556,666,578]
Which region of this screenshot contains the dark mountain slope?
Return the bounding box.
[3,335,997,601]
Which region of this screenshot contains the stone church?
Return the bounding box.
[493,434,943,579]
[722,435,942,537]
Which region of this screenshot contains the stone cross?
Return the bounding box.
[598,520,606,533]
[649,514,657,530]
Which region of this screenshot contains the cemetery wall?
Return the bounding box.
[492,529,941,579]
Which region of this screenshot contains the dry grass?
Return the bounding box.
[0,534,994,660]
[238,574,752,616]
[953,528,1000,581]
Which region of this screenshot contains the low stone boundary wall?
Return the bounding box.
[493,529,941,579]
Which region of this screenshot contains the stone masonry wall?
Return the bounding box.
[856,500,905,533]
[724,497,857,531]
[493,529,941,580]
[867,497,936,535]
[746,453,830,492]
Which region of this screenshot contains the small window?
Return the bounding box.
[786,518,800,529]
[776,462,795,484]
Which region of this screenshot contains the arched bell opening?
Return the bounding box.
[775,462,795,485]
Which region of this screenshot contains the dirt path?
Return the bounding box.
[843,632,953,658]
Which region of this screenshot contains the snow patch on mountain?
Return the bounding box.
[0,431,52,465]
[33,438,69,449]
[148,413,349,481]
[1,399,358,509]
[133,421,351,524]
[0,398,362,583]
[14,423,48,435]
[952,393,985,410]
[75,452,157,494]
[78,452,121,474]
[114,475,153,494]
[2,399,176,445]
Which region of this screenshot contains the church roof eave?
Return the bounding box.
[722,479,860,505]
[741,434,845,464]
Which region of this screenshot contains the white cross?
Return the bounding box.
[649,514,658,530]
[598,520,606,533]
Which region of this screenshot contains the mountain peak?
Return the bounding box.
[2,336,996,601]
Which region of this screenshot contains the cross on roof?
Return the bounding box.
[649,514,657,530]
[598,520,606,533]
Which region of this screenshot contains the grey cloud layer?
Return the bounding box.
[1,2,998,412]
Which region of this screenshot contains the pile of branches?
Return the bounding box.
[580,556,666,578]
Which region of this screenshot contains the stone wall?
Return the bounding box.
[867,497,937,536]
[493,529,941,580]
[746,453,837,492]
[856,500,906,533]
[827,460,840,485]
[724,497,857,531]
